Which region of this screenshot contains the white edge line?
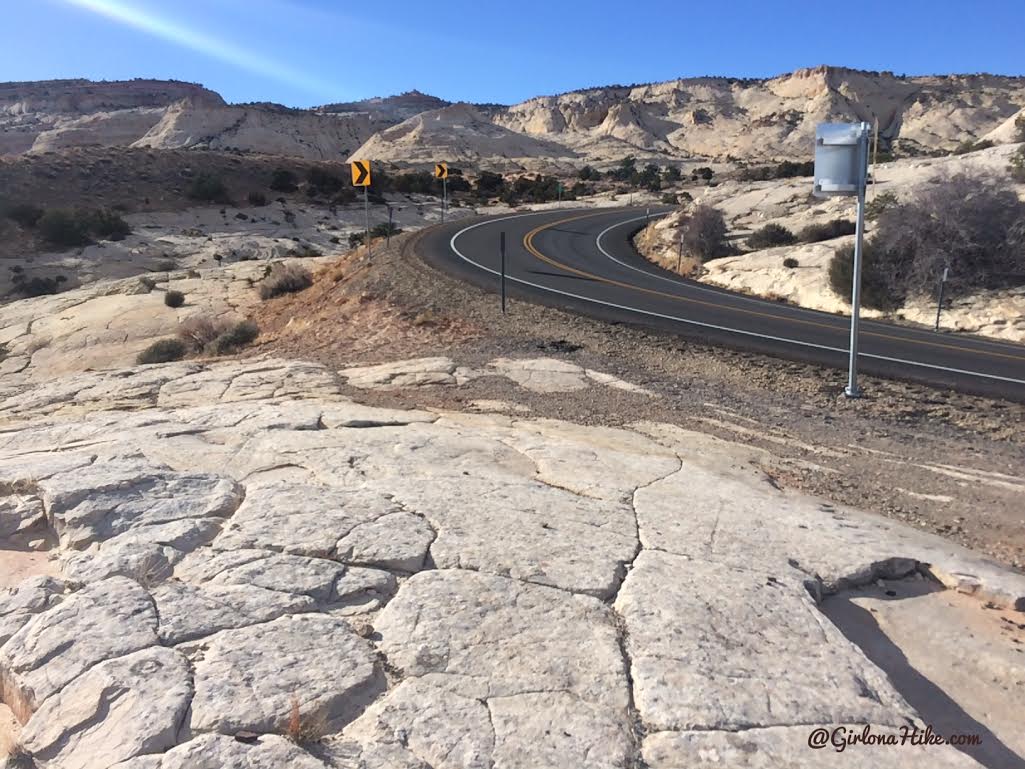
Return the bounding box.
[596,214,1025,356]
[448,211,1025,387]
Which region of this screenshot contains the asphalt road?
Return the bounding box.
[420,206,1025,400]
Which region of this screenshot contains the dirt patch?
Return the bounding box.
[0,546,56,589]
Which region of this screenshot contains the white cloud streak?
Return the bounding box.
[61,0,336,96]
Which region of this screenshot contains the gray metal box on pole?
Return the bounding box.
[813,122,871,398]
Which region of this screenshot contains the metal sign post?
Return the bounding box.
[500,231,507,315]
[813,122,871,398]
[386,204,393,247]
[351,159,372,257]
[935,267,950,331]
[435,163,449,223]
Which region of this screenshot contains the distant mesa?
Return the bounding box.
[1,67,1023,165]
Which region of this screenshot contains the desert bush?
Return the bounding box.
[952,139,994,156]
[248,191,268,207]
[679,205,732,261]
[828,170,1025,307]
[258,264,313,300]
[84,208,131,241]
[746,223,796,249]
[348,232,365,248]
[475,171,505,197]
[1015,114,1025,143]
[798,218,856,243]
[578,165,601,181]
[3,202,44,228]
[177,315,223,352]
[828,240,905,310]
[737,160,814,182]
[270,169,298,192]
[865,190,899,220]
[137,338,186,365]
[164,290,185,308]
[37,209,91,247]
[661,193,679,205]
[187,173,229,203]
[783,257,800,268]
[1010,145,1025,182]
[13,274,67,297]
[307,167,343,195]
[370,222,402,239]
[208,320,259,355]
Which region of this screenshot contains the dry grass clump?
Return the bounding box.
[284,696,327,746]
[259,264,313,300]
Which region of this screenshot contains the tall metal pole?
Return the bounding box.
[677,235,683,274]
[844,123,870,399]
[364,186,371,258]
[441,177,448,223]
[500,231,507,315]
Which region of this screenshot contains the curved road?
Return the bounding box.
[419,206,1025,401]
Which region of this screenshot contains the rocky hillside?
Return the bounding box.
[0,78,376,161]
[350,103,577,169]
[3,68,1024,166]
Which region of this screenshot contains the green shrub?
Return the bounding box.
[164,290,185,308]
[737,160,815,182]
[783,257,799,268]
[258,264,313,300]
[475,171,506,197]
[208,320,259,355]
[37,209,90,247]
[348,232,365,248]
[799,219,856,243]
[137,338,186,365]
[746,223,797,249]
[187,173,229,203]
[828,240,905,310]
[1015,114,1025,143]
[661,193,679,205]
[248,191,268,207]
[3,202,44,228]
[270,169,298,193]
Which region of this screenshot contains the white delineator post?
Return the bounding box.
[844,124,870,398]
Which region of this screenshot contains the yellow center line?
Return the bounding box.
[521,211,1025,364]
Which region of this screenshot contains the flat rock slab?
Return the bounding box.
[0,576,158,720]
[187,613,381,735]
[340,357,473,389]
[0,575,69,647]
[111,733,331,769]
[214,482,400,558]
[22,646,192,769]
[151,580,315,645]
[615,550,915,732]
[642,727,985,768]
[38,459,243,550]
[174,548,394,612]
[372,570,632,767]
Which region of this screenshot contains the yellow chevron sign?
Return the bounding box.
[351,160,371,187]
[434,162,449,180]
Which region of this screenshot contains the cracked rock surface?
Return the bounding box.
[0,357,1019,768]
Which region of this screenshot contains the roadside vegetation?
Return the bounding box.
[828,171,1025,309]
[137,316,261,364]
[1,200,131,248]
[678,205,733,261]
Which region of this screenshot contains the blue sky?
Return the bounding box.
[3,0,1023,107]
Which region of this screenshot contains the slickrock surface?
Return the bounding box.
[0,357,1021,768]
